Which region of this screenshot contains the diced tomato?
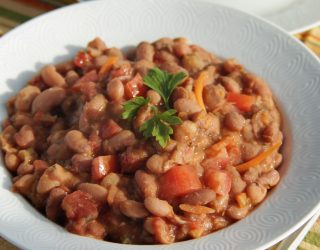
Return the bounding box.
[62,190,98,220]
[204,169,232,196]
[159,165,202,200]
[99,119,122,140]
[124,74,147,99]
[91,155,118,181]
[71,70,99,100]
[74,51,92,68]
[227,93,255,112]
[111,63,132,79]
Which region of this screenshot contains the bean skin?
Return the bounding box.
[181,189,216,205]
[64,130,92,155]
[119,200,149,218]
[246,182,267,205]
[41,65,66,87]
[144,197,173,217]
[14,86,40,112]
[32,87,66,114]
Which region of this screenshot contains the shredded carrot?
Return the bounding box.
[235,192,250,208]
[98,56,118,76]
[205,136,235,157]
[179,204,215,214]
[194,71,208,111]
[236,140,282,173]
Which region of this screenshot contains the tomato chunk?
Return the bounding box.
[227,93,255,112]
[159,165,202,200]
[62,190,98,220]
[124,74,147,99]
[204,169,232,196]
[91,155,118,181]
[74,51,92,68]
[100,119,122,140]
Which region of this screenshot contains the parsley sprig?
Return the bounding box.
[121,68,186,147]
[140,107,181,147]
[143,67,187,109]
[122,96,150,120]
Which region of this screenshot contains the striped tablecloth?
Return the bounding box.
[0,1,320,249]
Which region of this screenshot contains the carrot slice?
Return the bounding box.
[98,56,118,76]
[236,141,282,173]
[227,92,255,112]
[194,71,208,111]
[179,204,215,214]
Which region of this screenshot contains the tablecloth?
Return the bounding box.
[0,1,319,249]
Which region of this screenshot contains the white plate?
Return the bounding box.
[202,0,320,33]
[1,0,320,250]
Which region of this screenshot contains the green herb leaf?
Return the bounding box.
[143,67,187,109]
[121,96,150,120]
[139,107,182,147]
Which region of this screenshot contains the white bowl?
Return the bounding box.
[0,0,320,249]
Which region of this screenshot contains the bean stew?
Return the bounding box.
[0,37,283,244]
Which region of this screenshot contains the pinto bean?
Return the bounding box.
[12,174,35,195]
[181,189,216,205]
[246,182,267,205]
[41,65,66,87]
[154,37,174,51]
[223,58,242,73]
[46,186,69,221]
[78,183,108,203]
[224,112,245,132]
[252,109,272,139]
[146,154,169,175]
[241,142,262,162]
[226,166,246,194]
[100,173,121,188]
[107,78,124,101]
[171,87,190,102]
[85,94,107,121]
[103,130,136,154]
[14,86,40,112]
[133,105,153,130]
[71,154,92,173]
[211,194,229,214]
[173,42,192,57]
[65,70,79,85]
[133,60,153,78]
[106,47,124,60]
[146,90,161,105]
[182,54,206,74]
[203,84,226,111]
[136,42,154,61]
[152,217,175,244]
[120,145,150,173]
[5,152,20,172]
[14,125,35,149]
[160,61,188,75]
[37,164,80,194]
[119,200,149,218]
[226,205,249,220]
[262,122,280,143]
[174,98,201,115]
[135,170,158,197]
[173,121,197,143]
[32,87,66,114]
[11,112,33,128]
[258,170,280,188]
[64,130,92,155]
[17,162,34,175]
[144,197,173,217]
[220,76,241,93]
